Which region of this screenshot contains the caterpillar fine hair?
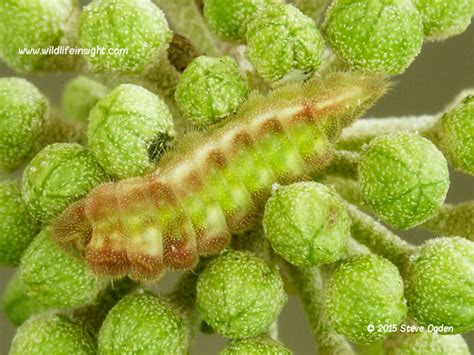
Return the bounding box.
[53,72,387,281]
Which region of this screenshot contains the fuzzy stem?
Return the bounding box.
[346,204,416,273]
[292,0,330,23]
[337,115,438,151]
[320,175,364,206]
[144,52,182,98]
[422,201,474,241]
[154,0,222,56]
[288,266,355,355]
[41,112,86,146]
[315,150,360,180]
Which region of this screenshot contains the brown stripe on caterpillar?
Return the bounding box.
[202,147,257,230]
[162,213,198,271]
[253,116,285,138]
[126,221,165,281]
[164,169,231,254]
[85,182,119,222]
[147,177,178,209]
[85,219,129,278]
[52,199,92,256]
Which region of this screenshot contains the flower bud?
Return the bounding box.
[88,84,175,179]
[434,95,474,176]
[175,56,249,125]
[0,78,49,172]
[405,237,474,334]
[263,182,350,267]
[21,143,108,223]
[197,251,287,338]
[98,292,188,354]
[0,0,79,72]
[79,0,172,74]
[62,76,109,123]
[246,4,324,81]
[10,313,96,355]
[2,272,45,326]
[359,132,449,229]
[325,254,407,344]
[20,229,108,308]
[0,180,39,265]
[203,0,275,41]
[323,0,423,75]
[384,330,470,355]
[221,336,293,354]
[413,0,474,40]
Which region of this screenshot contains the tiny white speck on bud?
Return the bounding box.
[271,183,281,194]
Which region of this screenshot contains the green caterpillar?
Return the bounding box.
[53,72,386,281]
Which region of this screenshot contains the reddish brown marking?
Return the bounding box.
[85,182,118,222]
[171,170,203,197]
[229,130,254,151]
[116,179,151,215]
[162,214,198,270]
[206,149,228,171]
[256,117,284,137]
[52,199,92,256]
[163,235,199,271]
[147,178,177,209]
[128,253,164,281]
[85,236,130,278]
[195,230,231,255]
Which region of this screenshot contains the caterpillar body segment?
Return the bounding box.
[53,72,387,281]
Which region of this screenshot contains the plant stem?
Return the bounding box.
[337,115,438,151]
[292,0,330,24]
[315,150,360,180]
[422,201,474,241]
[320,175,364,206]
[288,265,356,355]
[154,0,222,57]
[346,204,416,273]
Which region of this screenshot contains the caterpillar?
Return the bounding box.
[53,72,387,281]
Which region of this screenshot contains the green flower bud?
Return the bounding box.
[384,331,470,355]
[2,272,45,326]
[21,143,108,224]
[10,313,96,355]
[221,336,293,354]
[62,76,109,123]
[325,254,407,344]
[413,0,474,40]
[79,0,172,74]
[20,229,108,309]
[0,180,38,265]
[263,182,350,267]
[88,84,175,179]
[434,95,474,175]
[203,0,275,41]
[0,0,78,72]
[98,292,188,354]
[358,132,449,229]
[0,78,49,172]
[322,0,423,75]
[175,56,249,125]
[197,251,287,338]
[405,237,474,334]
[246,4,324,82]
